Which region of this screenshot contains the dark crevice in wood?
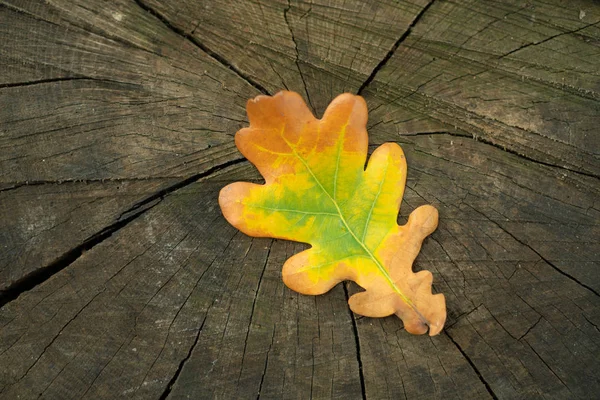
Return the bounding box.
[486,305,530,342]
[1,1,174,68]
[480,146,598,181]
[283,0,316,114]
[498,21,600,59]
[159,315,208,400]
[521,339,573,394]
[472,136,600,180]
[401,24,600,102]
[388,131,600,179]
[133,0,269,95]
[445,331,499,400]
[479,57,598,102]
[39,346,86,396]
[481,214,600,297]
[0,208,152,308]
[0,76,141,90]
[399,130,471,139]
[0,77,123,89]
[0,157,246,308]
[153,238,233,397]
[517,316,543,341]
[78,339,128,398]
[357,0,436,95]
[445,304,483,330]
[343,283,367,400]
[0,177,177,193]
[6,287,106,387]
[460,201,600,299]
[369,83,600,175]
[256,327,276,399]
[239,240,272,384]
[1,183,28,193]
[309,340,315,400]
[582,315,600,333]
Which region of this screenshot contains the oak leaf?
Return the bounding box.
[219,91,446,335]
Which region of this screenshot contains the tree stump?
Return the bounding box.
[1,0,599,398]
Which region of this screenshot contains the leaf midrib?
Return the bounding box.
[280,133,416,309]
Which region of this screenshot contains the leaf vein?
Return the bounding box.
[248,204,338,216]
[278,131,417,311]
[333,127,345,200]
[296,254,369,273]
[362,160,389,242]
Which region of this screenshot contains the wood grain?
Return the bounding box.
[0,179,178,293]
[1,0,599,398]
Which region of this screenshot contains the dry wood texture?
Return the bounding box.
[1,0,599,399]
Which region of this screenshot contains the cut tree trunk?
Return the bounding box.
[1,0,599,399]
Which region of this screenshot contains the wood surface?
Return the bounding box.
[1,0,599,399]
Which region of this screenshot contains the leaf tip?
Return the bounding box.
[427,296,447,336]
[323,92,369,126]
[218,182,254,233]
[408,205,439,238]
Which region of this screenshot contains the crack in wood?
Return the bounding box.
[0,177,177,193]
[366,67,600,175]
[485,304,540,342]
[78,339,128,398]
[517,316,543,341]
[445,304,483,330]
[309,339,315,400]
[238,240,272,384]
[6,288,106,388]
[158,312,209,400]
[343,283,367,400]
[582,314,600,333]
[374,130,600,180]
[133,228,227,391]
[469,136,600,180]
[498,21,600,59]
[373,85,600,177]
[256,327,276,399]
[133,0,269,95]
[36,345,85,396]
[0,77,136,90]
[283,0,316,114]
[445,331,499,400]
[520,338,573,395]
[0,157,246,308]
[415,33,600,102]
[357,0,436,95]
[143,234,239,396]
[466,205,600,298]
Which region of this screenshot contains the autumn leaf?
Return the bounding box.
[219,91,446,336]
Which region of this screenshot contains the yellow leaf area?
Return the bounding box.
[219,91,446,335]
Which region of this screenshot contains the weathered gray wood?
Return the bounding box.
[1,0,599,399]
[138,0,433,115]
[138,0,600,175]
[0,182,361,399]
[0,0,254,296]
[398,135,600,399]
[0,182,224,397]
[362,2,600,175]
[0,179,177,292]
[2,137,598,398]
[1,0,257,182]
